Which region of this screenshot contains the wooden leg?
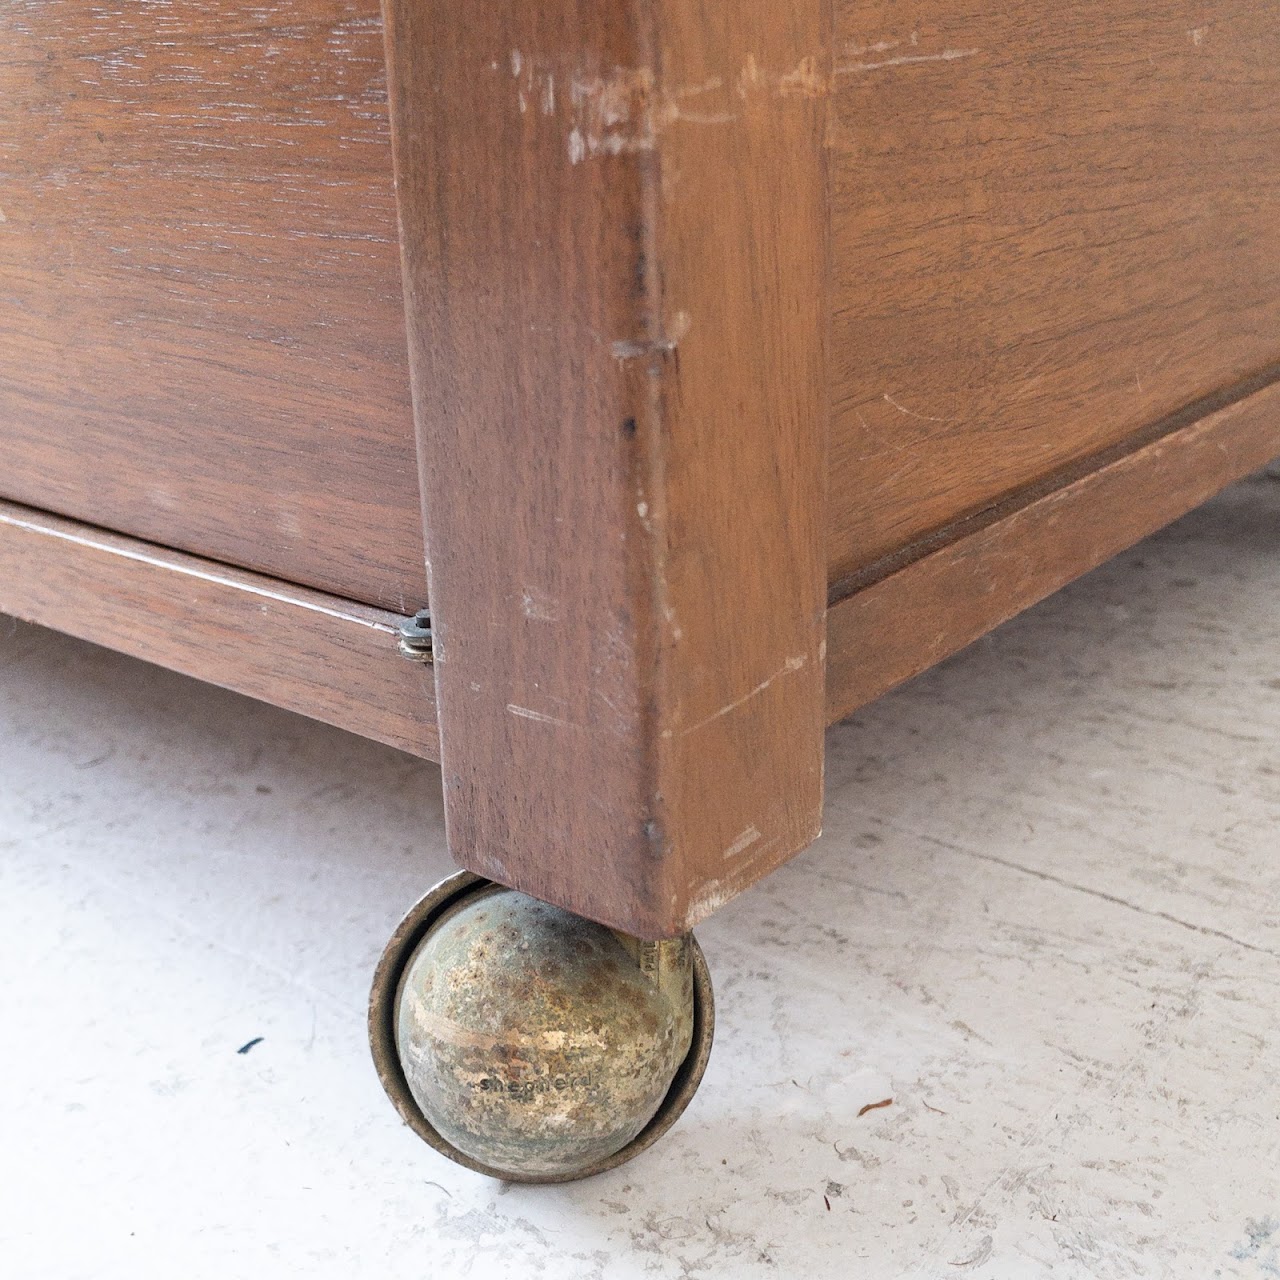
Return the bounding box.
[380,0,831,939]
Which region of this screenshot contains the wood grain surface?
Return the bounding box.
[826,0,1280,592]
[0,499,439,759]
[826,372,1280,723]
[386,0,829,936]
[0,0,424,612]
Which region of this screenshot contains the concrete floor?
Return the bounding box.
[1,472,1278,1280]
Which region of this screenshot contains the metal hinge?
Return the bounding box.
[398,609,433,662]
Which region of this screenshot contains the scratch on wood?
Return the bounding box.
[844,39,902,57]
[677,656,808,738]
[883,392,952,423]
[724,825,763,860]
[836,48,980,76]
[506,704,572,727]
[2,513,398,633]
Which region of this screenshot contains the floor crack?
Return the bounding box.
[848,809,1280,960]
[924,832,1280,960]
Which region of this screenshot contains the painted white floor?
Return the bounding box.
[1,472,1278,1280]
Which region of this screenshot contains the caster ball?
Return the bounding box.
[369,873,715,1183]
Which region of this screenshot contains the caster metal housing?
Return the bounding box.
[369,872,715,1183]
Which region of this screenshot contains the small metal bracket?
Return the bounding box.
[398,609,433,662]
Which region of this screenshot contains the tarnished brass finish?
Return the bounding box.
[369,872,715,1183]
[396,609,433,662]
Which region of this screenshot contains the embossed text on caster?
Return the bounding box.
[369,871,715,1183]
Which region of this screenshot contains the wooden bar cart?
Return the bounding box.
[2,0,1277,1179]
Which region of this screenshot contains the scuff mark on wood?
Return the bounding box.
[845,38,902,57]
[612,310,692,361]
[723,825,763,860]
[510,53,835,163]
[520,588,560,622]
[778,57,827,99]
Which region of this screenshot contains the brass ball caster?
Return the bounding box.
[368,871,715,1183]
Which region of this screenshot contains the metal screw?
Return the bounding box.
[398,609,433,662]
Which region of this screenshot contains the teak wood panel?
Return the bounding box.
[0,0,424,613]
[826,374,1280,722]
[826,0,1280,591]
[0,499,438,759]
[386,0,829,938]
